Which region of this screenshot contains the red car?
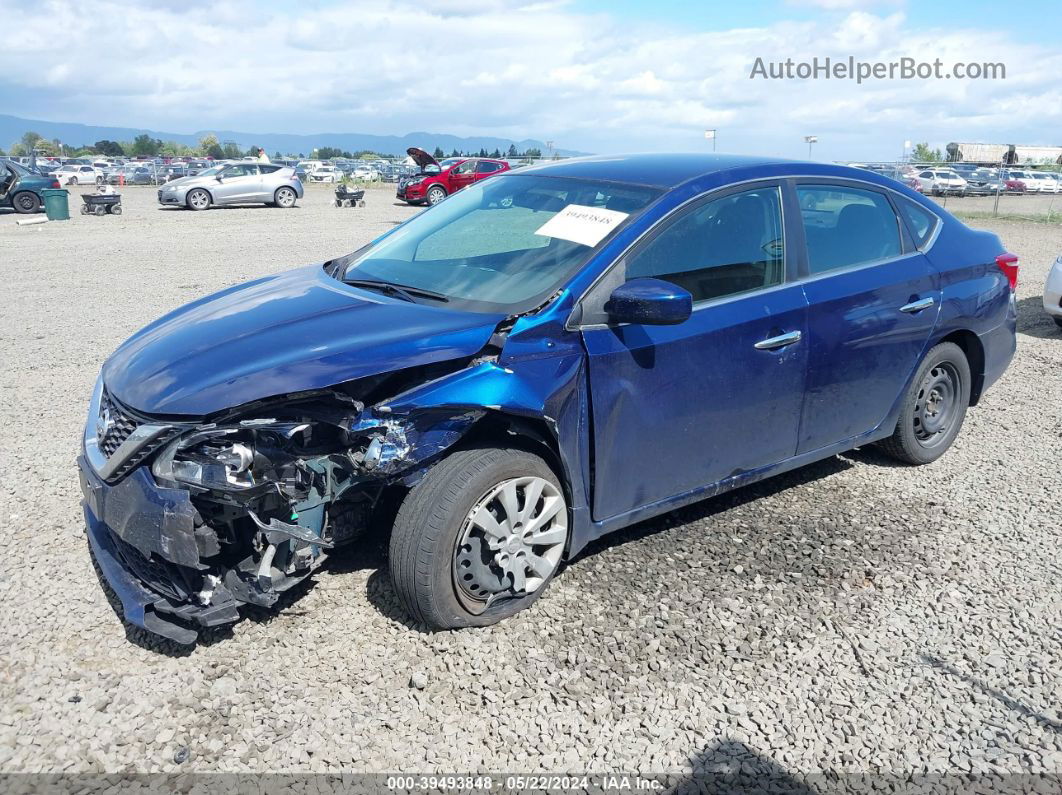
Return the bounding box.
[397,147,510,205]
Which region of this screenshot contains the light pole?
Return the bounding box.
[705,129,716,152]
[804,135,818,159]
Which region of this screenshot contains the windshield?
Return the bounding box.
[336,174,660,313]
[197,165,224,177]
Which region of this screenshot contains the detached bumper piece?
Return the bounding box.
[81,456,322,644]
[80,458,241,643]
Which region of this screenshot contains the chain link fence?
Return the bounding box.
[838,160,1062,221]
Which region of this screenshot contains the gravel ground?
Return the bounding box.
[1,185,1060,783]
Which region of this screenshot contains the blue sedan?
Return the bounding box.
[79,154,1017,642]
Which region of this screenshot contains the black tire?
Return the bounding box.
[878,342,971,465]
[95,176,104,186]
[12,191,40,214]
[186,188,211,211]
[1053,317,1062,329]
[389,447,567,630]
[426,185,447,205]
[109,204,122,215]
[70,177,79,185]
[274,186,297,208]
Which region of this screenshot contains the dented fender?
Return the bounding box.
[370,305,597,556]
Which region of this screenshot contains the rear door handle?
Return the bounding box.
[754,330,802,350]
[900,297,935,313]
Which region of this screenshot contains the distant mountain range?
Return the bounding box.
[0,113,584,157]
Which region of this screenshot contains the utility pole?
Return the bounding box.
[705,129,717,152]
[804,135,818,159]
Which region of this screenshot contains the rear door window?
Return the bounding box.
[796,185,902,274]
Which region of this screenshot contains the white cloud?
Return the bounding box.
[0,0,1059,159]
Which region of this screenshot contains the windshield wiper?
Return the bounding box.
[343,278,450,303]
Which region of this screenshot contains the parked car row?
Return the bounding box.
[855,163,1062,197]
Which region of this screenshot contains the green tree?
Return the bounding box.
[94,139,125,156]
[131,134,162,156]
[490,148,502,158]
[911,142,943,163]
[432,146,445,159]
[198,134,222,158]
[449,149,461,158]
[506,144,518,158]
[221,142,242,159]
[523,147,541,158]
[273,151,283,160]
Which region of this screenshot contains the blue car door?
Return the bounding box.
[579,182,810,522]
[793,181,941,453]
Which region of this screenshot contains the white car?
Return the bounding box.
[352,165,378,181]
[1029,172,1060,194]
[52,164,103,185]
[307,165,339,183]
[1045,254,1062,330]
[916,169,967,196]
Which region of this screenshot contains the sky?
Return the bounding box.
[1,0,1060,160]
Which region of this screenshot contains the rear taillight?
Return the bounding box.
[995,252,1019,291]
[50,180,60,188]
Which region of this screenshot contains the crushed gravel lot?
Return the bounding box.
[1,184,1060,782]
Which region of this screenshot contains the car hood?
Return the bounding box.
[406,147,439,170]
[162,174,204,188]
[103,265,506,416]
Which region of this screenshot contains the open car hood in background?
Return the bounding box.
[406,147,440,170]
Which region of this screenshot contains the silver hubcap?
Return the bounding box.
[454,476,566,612]
[190,192,207,208]
[429,189,444,204]
[278,189,294,206]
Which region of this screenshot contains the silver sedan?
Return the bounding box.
[157,162,304,210]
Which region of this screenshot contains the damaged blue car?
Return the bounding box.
[79,154,1017,643]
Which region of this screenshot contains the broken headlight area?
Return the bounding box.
[124,404,481,630]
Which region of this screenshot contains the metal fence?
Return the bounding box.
[837,160,1062,220]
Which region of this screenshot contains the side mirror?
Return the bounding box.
[605,278,692,326]
[215,174,224,181]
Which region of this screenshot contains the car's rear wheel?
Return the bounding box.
[274,186,297,208]
[389,447,568,629]
[426,185,447,205]
[878,341,971,465]
[70,177,79,185]
[12,191,40,214]
[186,189,211,211]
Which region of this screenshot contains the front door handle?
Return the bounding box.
[900,297,935,313]
[754,330,802,350]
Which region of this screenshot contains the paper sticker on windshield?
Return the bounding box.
[534,204,629,247]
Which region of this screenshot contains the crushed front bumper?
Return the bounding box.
[79,456,239,644]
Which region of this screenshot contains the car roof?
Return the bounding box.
[517,153,798,188]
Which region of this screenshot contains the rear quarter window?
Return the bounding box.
[897,199,939,248]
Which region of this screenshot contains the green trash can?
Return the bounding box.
[41,189,70,221]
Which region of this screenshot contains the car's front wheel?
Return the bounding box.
[186,188,211,211]
[426,185,447,205]
[11,191,41,214]
[878,341,971,465]
[389,447,568,629]
[274,186,297,208]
